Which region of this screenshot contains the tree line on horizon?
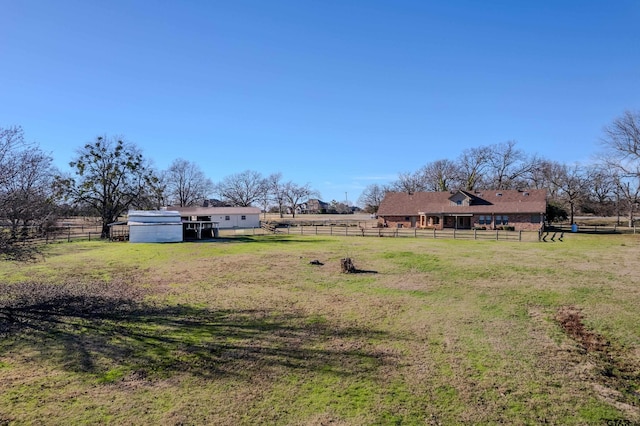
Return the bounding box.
[1,110,639,245]
[0,130,321,242]
[358,111,640,227]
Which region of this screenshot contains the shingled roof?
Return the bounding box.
[169,206,261,216]
[377,189,547,216]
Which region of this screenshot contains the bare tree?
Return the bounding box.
[56,136,156,238]
[357,183,388,214]
[601,110,640,173]
[2,150,56,237]
[215,170,266,207]
[392,170,429,193]
[583,164,617,216]
[548,163,589,225]
[486,141,537,189]
[266,173,286,218]
[420,159,460,191]
[524,158,555,192]
[0,126,29,187]
[282,182,316,218]
[613,173,640,227]
[0,128,57,242]
[165,158,213,207]
[457,146,492,191]
[601,111,640,226]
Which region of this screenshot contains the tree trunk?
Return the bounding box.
[341,258,356,273]
[101,223,110,239]
[569,202,575,226]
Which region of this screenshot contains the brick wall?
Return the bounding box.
[378,216,416,229]
[380,213,543,231]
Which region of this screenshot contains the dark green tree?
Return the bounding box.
[546,201,568,224]
[57,136,157,239]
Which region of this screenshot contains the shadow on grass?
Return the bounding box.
[0,281,393,381]
[0,240,43,262]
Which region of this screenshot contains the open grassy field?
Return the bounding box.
[1,234,639,425]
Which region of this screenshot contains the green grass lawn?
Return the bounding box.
[1,234,639,424]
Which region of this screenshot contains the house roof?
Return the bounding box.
[127,210,182,224]
[377,189,547,216]
[128,210,180,217]
[169,206,261,216]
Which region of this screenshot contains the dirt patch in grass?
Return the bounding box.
[556,306,610,352]
[555,306,640,421]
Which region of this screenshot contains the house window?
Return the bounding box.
[531,214,541,223]
[456,200,462,205]
[241,215,246,220]
[225,216,230,221]
[495,215,509,225]
[478,215,491,225]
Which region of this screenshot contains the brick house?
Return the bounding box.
[377,189,547,231]
[301,199,329,214]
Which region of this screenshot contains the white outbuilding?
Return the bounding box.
[127,210,183,243]
[171,206,261,229]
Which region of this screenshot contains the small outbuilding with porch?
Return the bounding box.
[170,206,261,229]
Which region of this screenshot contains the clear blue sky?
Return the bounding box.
[2,1,639,204]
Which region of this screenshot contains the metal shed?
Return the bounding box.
[128,210,183,243]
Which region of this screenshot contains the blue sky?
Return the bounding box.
[2,1,639,204]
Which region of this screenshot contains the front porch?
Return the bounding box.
[419,213,473,230]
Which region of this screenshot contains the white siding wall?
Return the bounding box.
[212,214,260,229]
[129,224,183,243]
